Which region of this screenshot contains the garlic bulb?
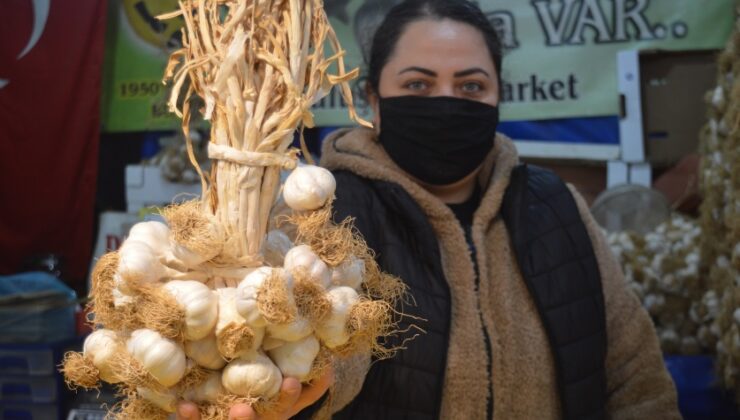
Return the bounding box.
[216,287,265,358]
[331,256,365,290]
[267,316,313,342]
[268,335,320,381]
[127,221,170,251]
[127,329,187,387]
[316,286,359,348]
[116,239,167,290]
[283,165,336,211]
[222,352,282,398]
[185,334,226,370]
[264,229,294,266]
[235,267,272,327]
[83,329,121,383]
[138,387,177,413]
[163,280,218,340]
[262,336,286,351]
[182,371,223,403]
[284,245,331,288]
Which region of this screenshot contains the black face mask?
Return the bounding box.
[378,95,499,185]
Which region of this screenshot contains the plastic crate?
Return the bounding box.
[0,340,81,377]
[0,347,56,376]
[0,297,75,344]
[0,375,57,403]
[0,402,59,420]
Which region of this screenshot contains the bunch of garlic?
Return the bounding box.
[606,213,718,356]
[63,165,400,418]
[698,11,740,402]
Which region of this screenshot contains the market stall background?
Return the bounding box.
[0,0,739,418]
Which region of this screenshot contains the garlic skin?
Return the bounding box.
[127,221,170,251]
[112,286,135,307]
[137,387,177,413]
[316,286,359,349]
[268,335,320,381]
[163,280,218,340]
[283,165,336,211]
[267,317,313,342]
[331,257,365,290]
[83,329,121,383]
[183,371,223,403]
[222,352,283,398]
[116,240,167,290]
[216,287,265,357]
[262,336,286,351]
[127,329,187,387]
[284,245,331,288]
[264,229,294,266]
[185,334,227,370]
[235,267,272,327]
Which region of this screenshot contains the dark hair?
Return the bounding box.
[366,0,502,95]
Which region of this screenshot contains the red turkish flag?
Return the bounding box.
[0,0,107,290]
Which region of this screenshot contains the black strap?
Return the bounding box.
[502,164,607,420]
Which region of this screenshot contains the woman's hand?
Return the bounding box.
[176,367,334,420]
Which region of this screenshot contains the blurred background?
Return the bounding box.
[0,0,738,418]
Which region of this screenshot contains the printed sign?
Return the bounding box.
[101,0,734,131]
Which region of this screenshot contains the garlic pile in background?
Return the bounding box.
[606,214,721,356]
[698,0,740,403]
[145,131,210,184]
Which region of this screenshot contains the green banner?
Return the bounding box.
[101,0,734,132]
[101,0,184,132]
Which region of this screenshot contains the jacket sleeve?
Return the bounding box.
[569,185,681,419]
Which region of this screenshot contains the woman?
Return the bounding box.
[321,0,679,418]
[179,0,679,419]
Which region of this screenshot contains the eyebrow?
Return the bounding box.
[398,66,437,76]
[398,66,491,78]
[454,68,490,78]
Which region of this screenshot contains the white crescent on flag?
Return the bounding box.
[1,0,50,89]
[18,0,50,59]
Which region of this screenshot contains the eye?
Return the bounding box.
[461,81,484,93]
[404,80,429,91]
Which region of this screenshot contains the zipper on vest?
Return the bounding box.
[472,248,493,418]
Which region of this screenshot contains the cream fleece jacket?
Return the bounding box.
[318,127,680,419]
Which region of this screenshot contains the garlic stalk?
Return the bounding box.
[267,334,320,381]
[222,352,282,398]
[127,329,187,387]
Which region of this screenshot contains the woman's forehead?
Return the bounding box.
[385,19,496,73]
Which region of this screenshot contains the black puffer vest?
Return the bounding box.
[330,165,606,420]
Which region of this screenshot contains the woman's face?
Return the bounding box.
[370,18,499,126]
